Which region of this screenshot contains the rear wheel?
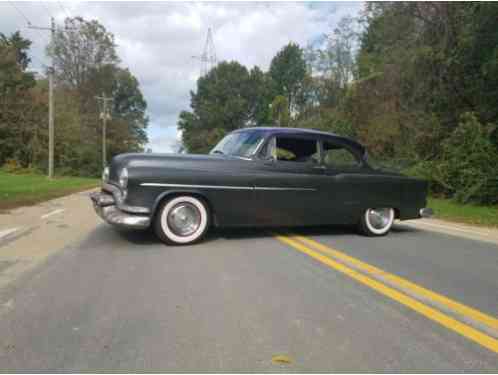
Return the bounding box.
[154,196,209,245]
[358,207,395,237]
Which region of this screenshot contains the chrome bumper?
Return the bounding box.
[419,207,434,218]
[90,191,150,229]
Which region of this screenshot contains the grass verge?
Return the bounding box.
[428,197,498,228]
[0,171,99,211]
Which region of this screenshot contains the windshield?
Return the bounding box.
[210,131,265,158]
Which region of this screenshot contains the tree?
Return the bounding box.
[247,66,273,125]
[0,31,37,166]
[50,17,119,90]
[46,17,148,175]
[180,61,272,153]
[270,95,290,127]
[269,43,306,114]
[108,67,149,154]
[317,16,358,90]
[192,61,252,131]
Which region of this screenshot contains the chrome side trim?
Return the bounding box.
[141,183,252,190]
[140,182,316,192]
[254,186,316,191]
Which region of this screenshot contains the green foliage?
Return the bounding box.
[269,43,307,113]
[0,19,148,177]
[432,113,498,204]
[193,61,253,132]
[270,95,290,127]
[0,32,41,168]
[180,61,273,153]
[296,109,355,139]
[346,3,498,205]
[50,17,119,89]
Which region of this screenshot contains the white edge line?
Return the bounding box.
[140,183,315,191]
[0,227,21,240]
[41,209,65,220]
[405,220,490,236]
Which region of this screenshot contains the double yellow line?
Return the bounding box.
[274,234,498,354]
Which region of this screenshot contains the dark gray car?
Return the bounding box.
[91,127,432,245]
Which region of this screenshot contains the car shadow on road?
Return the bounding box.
[99,220,421,248]
[110,224,388,246]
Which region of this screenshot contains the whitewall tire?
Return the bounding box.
[154,196,210,245]
[358,207,395,237]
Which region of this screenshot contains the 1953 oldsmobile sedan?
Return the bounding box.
[91,127,432,245]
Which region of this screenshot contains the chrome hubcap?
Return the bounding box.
[367,208,392,230]
[167,203,201,237]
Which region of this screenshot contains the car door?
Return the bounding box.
[318,138,366,224]
[252,134,325,226]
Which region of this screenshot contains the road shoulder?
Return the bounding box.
[0,189,100,293]
[399,218,498,246]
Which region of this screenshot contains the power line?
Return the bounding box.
[8,0,32,26]
[40,1,54,19]
[58,1,71,19]
[7,1,49,68]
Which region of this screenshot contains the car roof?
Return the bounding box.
[232,126,366,156]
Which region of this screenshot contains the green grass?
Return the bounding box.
[428,197,498,228]
[0,171,99,211]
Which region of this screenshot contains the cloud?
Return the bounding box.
[2,1,364,152]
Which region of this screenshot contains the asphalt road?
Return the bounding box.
[0,197,497,371]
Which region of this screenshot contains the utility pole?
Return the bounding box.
[95,93,113,168]
[29,17,55,178]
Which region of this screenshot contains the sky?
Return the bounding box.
[1,1,364,152]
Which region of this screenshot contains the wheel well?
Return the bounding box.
[393,207,401,219]
[152,192,217,226]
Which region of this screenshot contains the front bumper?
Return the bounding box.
[90,190,151,229]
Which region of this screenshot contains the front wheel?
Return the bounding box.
[358,208,395,237]
[154,196,210,245]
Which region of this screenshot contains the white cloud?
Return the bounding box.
[1,1,364,152]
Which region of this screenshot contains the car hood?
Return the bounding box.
[108,152,250,182]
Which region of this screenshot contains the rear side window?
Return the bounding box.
[323,141,360,168]
[265,136,319,164]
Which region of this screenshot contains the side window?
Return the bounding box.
[264,136,319,164]
[323,141,360,168]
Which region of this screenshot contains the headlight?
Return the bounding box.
[119,167,128,189]
[102,167,109,182]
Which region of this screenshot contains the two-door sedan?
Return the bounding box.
[90,127,432,245]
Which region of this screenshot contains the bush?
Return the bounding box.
[430,113,498,204]
[1,159,41,175]
[295,109,355,138]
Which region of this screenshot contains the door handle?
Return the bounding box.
[313,165,326,170]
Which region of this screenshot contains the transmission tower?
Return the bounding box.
[192,28,217,77]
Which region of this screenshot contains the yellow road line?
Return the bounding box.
[275,235,498,354]
[292,235,498,332]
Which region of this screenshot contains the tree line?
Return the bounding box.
[0,17,148,177]
[179,2,498,205]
